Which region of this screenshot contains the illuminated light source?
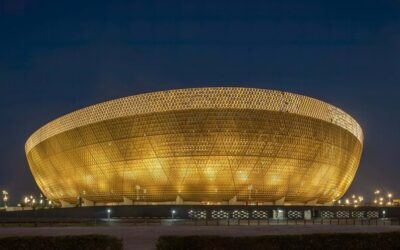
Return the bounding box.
[106,208,111,222]
[2,190,9,208]
[171,209,176,219]
[388,193,393,204]
[205,167,216,181]
[237,170,248,182]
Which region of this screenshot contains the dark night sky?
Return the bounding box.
[0,0,399,204]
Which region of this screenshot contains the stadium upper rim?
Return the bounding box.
[25,87,363,153]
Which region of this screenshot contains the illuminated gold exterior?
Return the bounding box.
[25,88,363,205]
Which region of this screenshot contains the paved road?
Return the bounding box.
[0,225,400,250]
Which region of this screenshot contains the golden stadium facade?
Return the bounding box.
[25,88,363,206]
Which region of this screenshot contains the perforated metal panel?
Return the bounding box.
[25,88,363,204]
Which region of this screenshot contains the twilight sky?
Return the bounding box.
[0,0,399,204]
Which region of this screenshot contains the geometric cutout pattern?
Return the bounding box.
[351,211,365,218]
[321,211,335,219]
[25,88,364,204]
[188,210,207,219]
[232,210,249,219]
[367,211,379,218]
[252,210,268,219]
[336,211,350,218]
[366,211,379,218]
[288,210,303,219]
[211,210,229,219]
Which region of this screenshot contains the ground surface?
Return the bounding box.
[0,225,400,250]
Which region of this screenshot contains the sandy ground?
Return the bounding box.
[0,225,400,250]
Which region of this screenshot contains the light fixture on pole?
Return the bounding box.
[2,190,9,208]
[374,190,380,203]
[171,209,176,219]
[107,208,111,222]
[388,193,393,205]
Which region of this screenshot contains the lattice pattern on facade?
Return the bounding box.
[366,211,379,218]
[232,210,249,219]
[211,210,229,219]
[25,88,364,204]
[351,211,365,218]
[188,210,207,219]
[287,210,303,219]
[336,211,350,218]
[321,211,335,219]
[26,88,363,152]
[252,210,268,219]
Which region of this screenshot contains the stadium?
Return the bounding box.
[25,87,363,207]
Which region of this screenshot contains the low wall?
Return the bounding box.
[0,205,397,221]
